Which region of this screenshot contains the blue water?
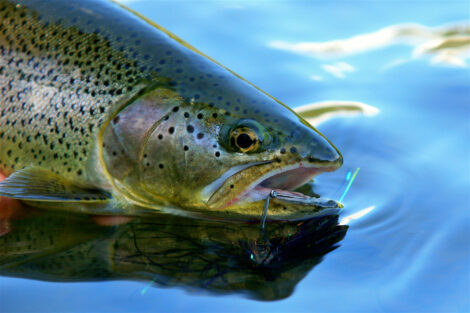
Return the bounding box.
[1,1,469,312]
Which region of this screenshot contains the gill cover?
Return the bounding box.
[101,87,230,210]
[102,88,183,206]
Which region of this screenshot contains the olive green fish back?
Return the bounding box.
[0,0,155,184]
[0,0,342,217]
[0,0,303,185]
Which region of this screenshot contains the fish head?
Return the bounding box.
[197,94,343,219]
[101,83,342,219]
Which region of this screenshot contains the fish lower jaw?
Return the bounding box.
[223,163,335,208]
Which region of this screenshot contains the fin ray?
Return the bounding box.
[0,167,111,202]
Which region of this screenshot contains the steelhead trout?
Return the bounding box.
[0,0,342,220]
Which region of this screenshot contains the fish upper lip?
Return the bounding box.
[208,159,338,209]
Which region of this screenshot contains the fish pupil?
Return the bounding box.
[236,133,254,149]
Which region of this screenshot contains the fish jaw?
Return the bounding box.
[204,159,341,215]
[201,117,343,219]
[241,166,329,203]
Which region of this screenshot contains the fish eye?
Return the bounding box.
[222,119,269,153]
[230,126,260,153]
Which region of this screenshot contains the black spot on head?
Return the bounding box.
[197,113,203,119]
[212,113,218,118]
[113,116,120,124]
[290,147,297,153]
[183,145,189,151]
[280,148,286,154]
[215,151,220,157]
[168,127,175,134]
[230,185,234,189]
[187,125,194,133]
[158,163,164,169]
[158,134,163,140]
[184,112,190,118]
[172,106,179,112]
[197,133,204,139]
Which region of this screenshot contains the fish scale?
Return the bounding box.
[0,0,276,182]
[0,0,343,219]
[0,0,148,183]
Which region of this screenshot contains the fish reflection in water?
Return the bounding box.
[0,207,347,300]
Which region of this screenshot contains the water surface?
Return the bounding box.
[1,1,469,312]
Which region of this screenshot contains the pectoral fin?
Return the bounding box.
[0,167,111,203]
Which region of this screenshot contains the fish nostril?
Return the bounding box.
[291,129,301,139]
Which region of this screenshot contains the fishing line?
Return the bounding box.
[141,275,158,295]
[250,189,278,263]
[339,167,360,203]
[331,170,351,200]
[261,190,277,231]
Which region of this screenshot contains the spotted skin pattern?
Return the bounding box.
[0,1,149,184]
[0,0,342,218]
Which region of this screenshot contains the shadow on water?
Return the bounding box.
[0,208,347,301]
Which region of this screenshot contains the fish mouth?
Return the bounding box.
[244,166,326,202]
[205,160,339,210]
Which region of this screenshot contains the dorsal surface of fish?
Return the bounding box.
[0,0,342,219]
